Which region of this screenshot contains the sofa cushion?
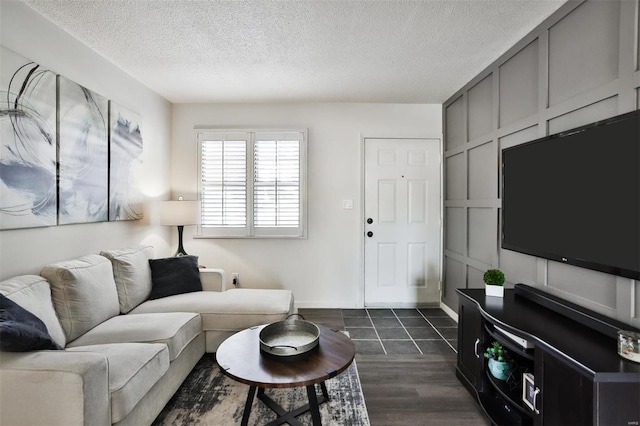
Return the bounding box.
[67,343,169,423]
[41,255,120,342]
[67,312,201,361]
[0,275,66,348]
[0,294,63,351]
[130,288,294,331]
[100,246,154,313]
[148,255,202,300]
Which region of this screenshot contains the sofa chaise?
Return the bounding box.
[0,246,294,426]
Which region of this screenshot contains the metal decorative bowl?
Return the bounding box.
[618,330,640,364]
[259,314,320,359]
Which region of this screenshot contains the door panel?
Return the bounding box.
[378,180,396,223]
[378,243,396,287]
[408,243,427,287]
[364,138,441,306]
[408,180,427,223]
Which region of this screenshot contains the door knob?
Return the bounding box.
[367,218,373,224]
[367,231,373,237]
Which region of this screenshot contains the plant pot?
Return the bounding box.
[488,358,511,381]
[485,284,504,297]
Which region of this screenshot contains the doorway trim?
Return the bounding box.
[359,133,445,308]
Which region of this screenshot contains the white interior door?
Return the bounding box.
[364,138,441,307]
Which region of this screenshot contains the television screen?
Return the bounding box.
[502,110,640,280]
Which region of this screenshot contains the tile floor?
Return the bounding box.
[341,308,458,355]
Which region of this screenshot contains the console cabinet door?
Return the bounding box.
[458,297,484,391]
[534,349,593,426]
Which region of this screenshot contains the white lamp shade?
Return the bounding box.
[158,200,200,226]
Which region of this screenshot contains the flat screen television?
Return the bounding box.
[501,110,640,280]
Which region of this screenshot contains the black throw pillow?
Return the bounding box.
[148,255,202,300]
[0,294,63,352]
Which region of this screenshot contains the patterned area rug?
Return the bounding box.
[153,354,370,425]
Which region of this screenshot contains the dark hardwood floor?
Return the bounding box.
[298,308,490,426]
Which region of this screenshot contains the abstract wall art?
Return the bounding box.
[0,46,57,230]
[58,76,109,225]
[0,47,144,230]
[109,101,143,221]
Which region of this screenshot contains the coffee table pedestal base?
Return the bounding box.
[241,382,330,426]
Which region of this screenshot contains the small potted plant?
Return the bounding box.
[484,341,512,381]
[484,269,505,298]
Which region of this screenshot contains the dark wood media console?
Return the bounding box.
[456,284,640,426]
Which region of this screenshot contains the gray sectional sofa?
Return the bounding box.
[0,246,294,426]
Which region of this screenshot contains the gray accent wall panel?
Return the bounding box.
[468,207,494,265]
[548,1,620,107]
[547,262,617,310]
[442,0,639,328]
[467,266,485,289]
[445,96,465,150]
[468,141,496,200]
[548,96,618,134]
[445,207,465,255]
[499,248,537,284]
[467,75,493,141]
[499,126,539,151]
[445,153,465,200]
[444,256,464,306]
[499,40,539,127]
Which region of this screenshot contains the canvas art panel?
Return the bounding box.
[109,101,143,221]
[0,46,57,230]
[58,75,109,225]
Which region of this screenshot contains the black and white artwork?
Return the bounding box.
[58,76,109,225]
[109,101,143,221]
[0,47,57,230]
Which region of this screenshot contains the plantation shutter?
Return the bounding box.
[254,136,301,235]
[197,130,306,238]
[200,136,248,236]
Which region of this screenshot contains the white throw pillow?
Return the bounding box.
[41,254,120,342]
[100,246,154,313]
[0,275,67,348]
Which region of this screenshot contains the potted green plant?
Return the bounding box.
[484,341,512,381]
[484,269,505,297]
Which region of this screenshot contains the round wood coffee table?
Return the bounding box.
[216,323,355,426]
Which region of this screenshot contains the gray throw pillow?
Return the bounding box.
[0,294,63,352]
[148,256,202,300]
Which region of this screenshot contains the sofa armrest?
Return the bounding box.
[0,350,110,426]
[199,268,227,292]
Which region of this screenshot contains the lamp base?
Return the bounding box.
[174,225,189,257]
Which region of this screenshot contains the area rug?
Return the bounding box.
[153,354,370,426]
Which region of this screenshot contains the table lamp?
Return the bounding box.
[158,198,200,256]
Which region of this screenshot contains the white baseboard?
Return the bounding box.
[295,301,357,309]
[440,301,458,322]
[296,301,455,316]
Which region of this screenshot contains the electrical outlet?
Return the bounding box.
[232,273,239,287]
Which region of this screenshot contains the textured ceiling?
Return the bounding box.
[23,0,567,104]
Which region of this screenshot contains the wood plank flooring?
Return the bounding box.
[298,308,490,426]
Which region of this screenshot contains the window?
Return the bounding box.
[197,130,307,238]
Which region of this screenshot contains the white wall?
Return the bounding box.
[172,103,441,308]
[0,1,173,279]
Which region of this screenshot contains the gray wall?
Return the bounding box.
[442,0,640,328]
